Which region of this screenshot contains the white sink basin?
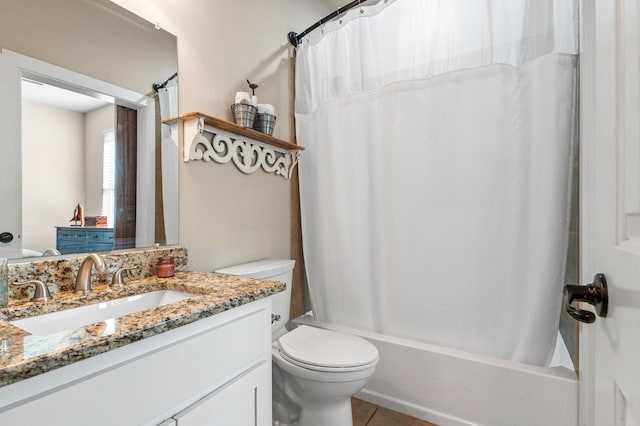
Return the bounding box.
[11,290,194,336]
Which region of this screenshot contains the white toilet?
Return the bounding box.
[215,259,379,426]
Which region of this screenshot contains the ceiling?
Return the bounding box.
[21,79,111,113]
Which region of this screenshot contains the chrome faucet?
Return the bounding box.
[75,254,106,294]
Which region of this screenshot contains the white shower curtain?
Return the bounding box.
[296,0,578,366]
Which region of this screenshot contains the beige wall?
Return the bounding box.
[84,105,115,217]
[22,101,85,252]
[2,0,331,271]
[0,0,176,95]
[112,0,331,271]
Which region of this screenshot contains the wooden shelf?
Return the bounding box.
[163,111,303,179]
[163,112,304,151]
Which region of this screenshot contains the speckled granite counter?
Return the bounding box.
[0,272,284,387]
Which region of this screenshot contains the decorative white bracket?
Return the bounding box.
[165,112,303,180]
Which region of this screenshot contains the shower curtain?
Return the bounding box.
[296,0,578,366]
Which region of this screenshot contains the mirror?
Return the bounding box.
[0,0,178,259]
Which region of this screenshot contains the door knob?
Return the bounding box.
[0,232,13,244]
[564,273,608,323]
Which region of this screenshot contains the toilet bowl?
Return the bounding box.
[215,259,379,426]
[273,325,378,426]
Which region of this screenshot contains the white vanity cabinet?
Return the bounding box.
[171,360,270,425]
[0,298,272,425]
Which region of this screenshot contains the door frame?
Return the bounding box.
[578,0,596,423]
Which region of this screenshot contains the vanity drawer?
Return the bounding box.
[57,243,86,255]
[87,230,115,243]
[57,229,87,240]
[85,243,114,252]
[57,240,85,248]
[56,226,115,254]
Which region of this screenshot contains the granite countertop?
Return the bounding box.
[0,271,284,387]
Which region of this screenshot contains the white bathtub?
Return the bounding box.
[292,316,578,426]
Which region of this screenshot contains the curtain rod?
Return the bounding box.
[288,0,368,47]
[152,72,178,92]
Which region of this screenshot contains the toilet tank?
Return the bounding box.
[215,259,295,338]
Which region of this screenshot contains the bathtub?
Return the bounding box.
[292,315,578,426]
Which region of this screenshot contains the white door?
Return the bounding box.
[580,0,640,424]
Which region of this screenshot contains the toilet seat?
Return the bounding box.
[278,351,377,373]
[278,325,379,372]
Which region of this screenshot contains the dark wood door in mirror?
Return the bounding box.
[115,105,137,250]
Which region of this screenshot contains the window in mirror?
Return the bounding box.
[102,129,116,227]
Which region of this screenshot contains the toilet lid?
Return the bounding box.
[278,325,378,369]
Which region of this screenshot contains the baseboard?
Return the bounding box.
[356,389,478,426]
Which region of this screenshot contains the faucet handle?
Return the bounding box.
[12,280,53,302]
[110,267,137,288]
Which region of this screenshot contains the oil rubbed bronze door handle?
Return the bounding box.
[564,273,608,323]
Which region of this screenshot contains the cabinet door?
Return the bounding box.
[173,360,271,426]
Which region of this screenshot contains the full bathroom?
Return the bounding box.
[0,0,636,425]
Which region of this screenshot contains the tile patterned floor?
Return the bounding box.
[352,398,438,426]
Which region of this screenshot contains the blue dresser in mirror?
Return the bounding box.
[56,226,115,255]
